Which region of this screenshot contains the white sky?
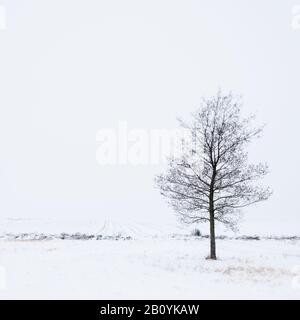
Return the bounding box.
[0,0,299,234]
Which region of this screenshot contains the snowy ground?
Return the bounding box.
[0,237,299,299]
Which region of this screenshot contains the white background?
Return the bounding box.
[0,0,299,235]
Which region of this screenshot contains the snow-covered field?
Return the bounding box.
[0,236,299,299]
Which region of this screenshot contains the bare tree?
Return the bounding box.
[156,92,272,260]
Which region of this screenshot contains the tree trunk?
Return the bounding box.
[209,209,217,260]
[209,167,217,260]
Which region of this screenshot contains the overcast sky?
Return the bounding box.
[0,0,299,234]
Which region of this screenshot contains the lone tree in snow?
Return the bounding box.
[156,92,271,260]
